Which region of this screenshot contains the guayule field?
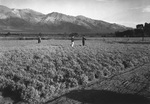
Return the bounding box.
[0,38,150,104]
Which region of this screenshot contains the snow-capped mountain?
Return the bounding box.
[0,5,129,33]
[11,9,45,23]
[0,5,17,19]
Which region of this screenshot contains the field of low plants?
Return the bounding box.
[0,38,150,104]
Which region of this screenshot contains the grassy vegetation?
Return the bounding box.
[0,39,150,103]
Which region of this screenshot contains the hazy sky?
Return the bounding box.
[0,0,150,27]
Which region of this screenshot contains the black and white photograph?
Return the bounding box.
[0,0,150,104]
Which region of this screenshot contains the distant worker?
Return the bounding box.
[5,32,11,37]
[82,36,86,46]
[38,36,41,43]
[71,36,75,47]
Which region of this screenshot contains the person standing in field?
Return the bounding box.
[37,33,42,43]
[71,36,75,47]
[38,36,41,43]
[82,36,86,46]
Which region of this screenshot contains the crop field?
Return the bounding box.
[1,37,150,49]
[0,37,150,104]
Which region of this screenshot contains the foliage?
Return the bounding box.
[0,44,150,103]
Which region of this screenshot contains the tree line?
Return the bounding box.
[115,23,150,37]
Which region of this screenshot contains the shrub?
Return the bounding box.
[94,70,102,79]
[0,44,150,103]
[21,86,40,103]
[66,78,78,88]
[79,74,89,85]
[101,67,111,78]
[87,72,95,81]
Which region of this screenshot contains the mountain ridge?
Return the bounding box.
[0,5,130,33]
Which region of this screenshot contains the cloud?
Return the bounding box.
[96,0,105,1]
[96,0,117,2]
[129,6,143,10]
[143,5,150,12]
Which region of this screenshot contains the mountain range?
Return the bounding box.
[0,5,129,33]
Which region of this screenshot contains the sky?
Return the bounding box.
[0,0,150,27]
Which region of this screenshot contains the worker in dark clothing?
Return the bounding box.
[38,36,41,43]
[37,33,42,43]
[82,36,86,46]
